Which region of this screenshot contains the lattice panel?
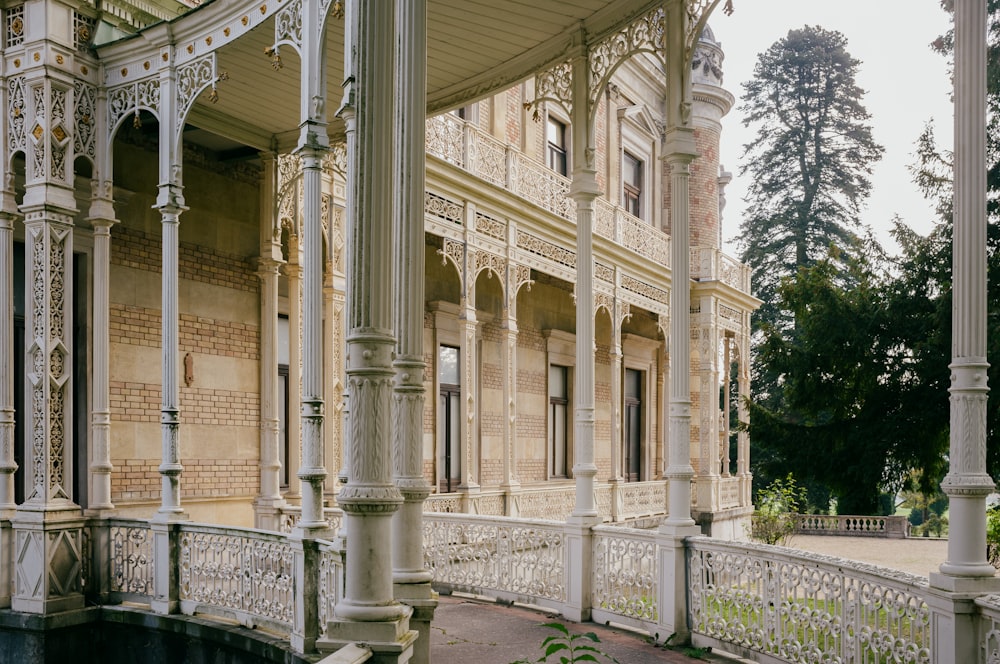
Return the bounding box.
[688,539,931,664]
[423,516,566,603]
[110,523,153,595]
[592,529,659,623]
[180,529,294,626]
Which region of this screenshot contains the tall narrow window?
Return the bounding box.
[623,152,643,218]
[547,117,567,176]
[624,368,643,482]
[549,365,569,478]
[439,345,461,492]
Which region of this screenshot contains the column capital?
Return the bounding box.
[155,183,187,215]
[256,255,285,277]
[662,126,698,161]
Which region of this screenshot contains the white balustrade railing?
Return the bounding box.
[109,518,154,601]
[977,595,1000,662]
[687,536,931,664]
[277,505,343,534]
[795,514,910,539]
[692,246,750,292]
[425,114,679,271]
[178,523,295,632]
[618,480,668,521]
[512,484,577,521]
[591,525,660,633]
[423,513,567,610]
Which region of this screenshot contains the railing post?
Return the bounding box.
[86,517,112,607]
[291,536,320,653]
[150,520,181,614]
[563,521,594,622]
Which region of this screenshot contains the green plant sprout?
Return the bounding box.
[510,622,621,664]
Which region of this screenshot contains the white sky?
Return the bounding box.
[710,0,954,255]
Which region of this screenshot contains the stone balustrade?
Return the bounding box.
[795,514,911,538]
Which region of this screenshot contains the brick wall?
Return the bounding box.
[110,226,261,504]
[112,458,257,501]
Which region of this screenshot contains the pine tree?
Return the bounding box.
[738,26,883,343]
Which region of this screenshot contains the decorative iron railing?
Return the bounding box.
[109,518,154,601]
[687,536,931,664]
[178,523,295,632]
[591,525,660,633]
[423,513,566,610]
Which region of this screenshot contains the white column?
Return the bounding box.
[656,0,702,643]
[255,153,285,529]
[0,195,18,513]
[569,51,599,521]
[935,0,996,581]
[662,140,697,528]
[157,193,184,516]
[286,258,302,498]
[87,205,116,512]
[332,0,410,639]
[323,268,337,496]
[609,310,623,521]
[391,3,435,661]
[296,147,328,531]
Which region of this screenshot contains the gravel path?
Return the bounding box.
[788,534,949,577]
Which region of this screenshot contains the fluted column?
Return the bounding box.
[157,194,184,516]
[937,0,996,580]
[87,198,116,512]
[255,152,285,529]
[663,139,697,527]
[0,193,18,514]
[334,0,408,629]
[285,259,302,498]
[569,51,599,521]
[391,3,435,660]
[296,147,328,531]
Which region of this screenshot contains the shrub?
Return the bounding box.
[750,474,807,546]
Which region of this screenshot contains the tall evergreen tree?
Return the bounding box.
[738,26,884,343]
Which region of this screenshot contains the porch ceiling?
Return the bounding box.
[97,0,661,153]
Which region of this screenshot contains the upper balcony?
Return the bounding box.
[425,112,751,296]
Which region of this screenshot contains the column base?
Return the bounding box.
[253,496,287,531]
[319,612,417,664]
[11,509,87,614]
